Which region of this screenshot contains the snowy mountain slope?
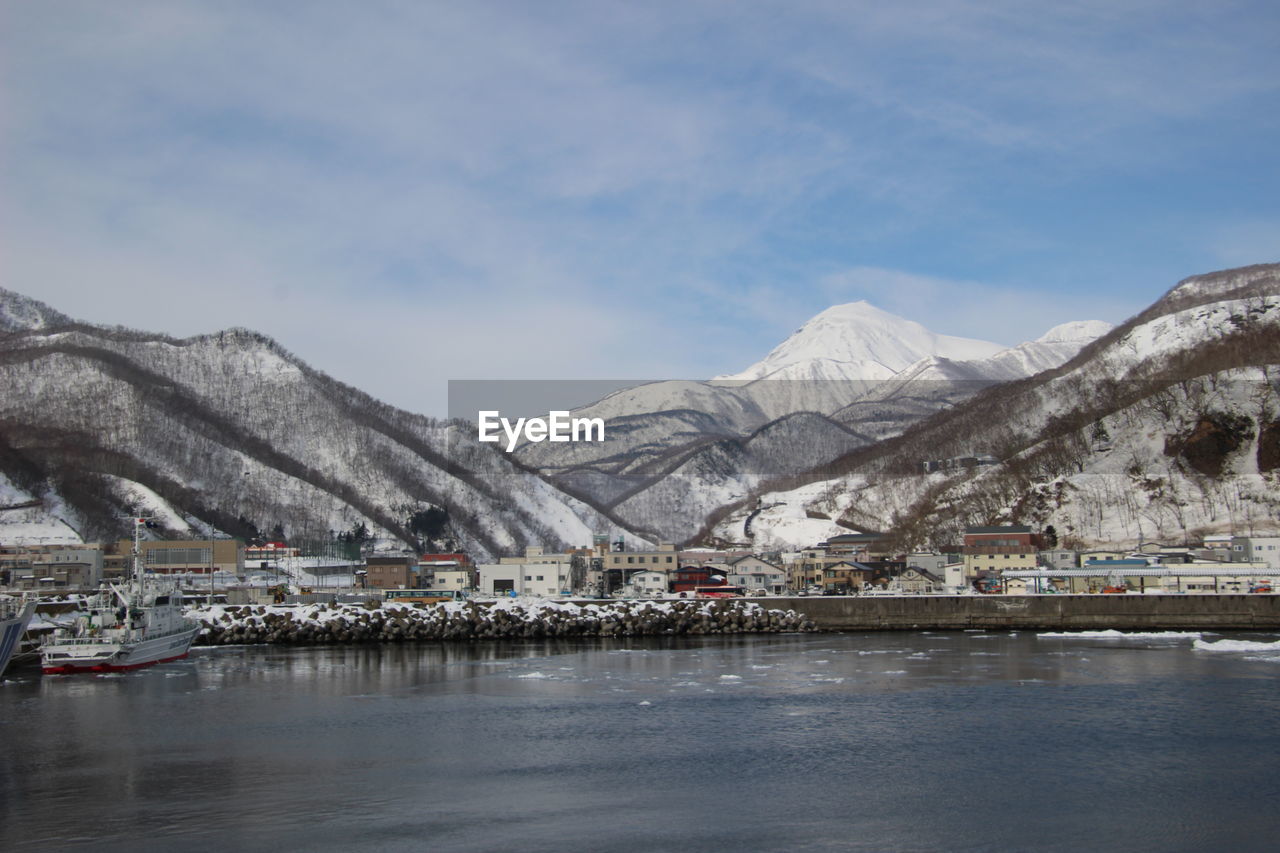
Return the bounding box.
[569,380,768,430]
[1156,263,1278,310]
[0,290,71,333]
[517,301,1108,530]
[597,412,869,542]
[0,274,1133,554]
[0,289,648,556]
[719,301,1006,381]
[898,320,1116,383]
[707,264,1280,551]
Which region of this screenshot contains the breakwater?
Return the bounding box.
[779,594,1280,631]
[188,598,815,645]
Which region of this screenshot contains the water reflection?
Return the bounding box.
[3,631,1278,852]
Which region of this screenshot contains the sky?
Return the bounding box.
[2,0,1278,416]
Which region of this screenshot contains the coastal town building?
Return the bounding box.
[499,545,573,567]
[122,538,245,576]
[791,547,852,589]
[824,532,889,559]
[365,554,417,589]
[419,567,473,593]
[1007,559,1280,594]
[4,546,105,590]
[963,525,1042,582]
[1038,549,1079,571]
[477,561,572,597]
[677,546,750,566]
[476,563,521,596]
[245,542,301,567]
[819,560,875,593]
[627,570,668,597]
[415,553,475,592]
[1003,577,1031,594]
[603,546,679,572]
[419,552,473,569]
[904,552,954,574]
[726,555,786,594]
[898,566,945,594]
[1231,536,1280,568]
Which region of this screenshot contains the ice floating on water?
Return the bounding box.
[1038,630,1202,639]
[719,674,742,681]
[515,671,549,679]
[1192,638,1280,652]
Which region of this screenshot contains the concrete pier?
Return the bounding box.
[777,594,1280,631]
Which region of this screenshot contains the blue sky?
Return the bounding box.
[3,0,1277,415]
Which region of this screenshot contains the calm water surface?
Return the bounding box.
[3,631,1279,852]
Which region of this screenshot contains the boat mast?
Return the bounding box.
[131,516,151,603]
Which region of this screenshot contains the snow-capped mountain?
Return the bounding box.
[719,300,1007,382]
[712,263,1280,551]
[7,261,1257,558]
[0,289,648,557]
[516,300,1111,538]
[891,320,1116,383]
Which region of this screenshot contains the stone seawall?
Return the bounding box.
[779,594,1280,631]
[189,599,815,645]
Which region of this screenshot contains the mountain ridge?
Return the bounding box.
[703,263,1280,551]
[514,299,1113,534]
[3,264,1270,556]
[0,289,650,556]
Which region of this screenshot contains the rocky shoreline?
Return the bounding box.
[188,598,816,645]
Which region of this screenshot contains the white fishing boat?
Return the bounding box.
[1,598,35,678]
[41,518,199,675]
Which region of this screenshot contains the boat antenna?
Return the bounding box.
[129,516,154,599]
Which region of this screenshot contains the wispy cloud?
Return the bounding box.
[2,1,1276,413]
[818,266,1141,345]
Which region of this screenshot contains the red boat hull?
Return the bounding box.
[42,650,192,675]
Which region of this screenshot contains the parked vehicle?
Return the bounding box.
[384,589,466,604]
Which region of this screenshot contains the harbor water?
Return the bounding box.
[2,630,1279,852]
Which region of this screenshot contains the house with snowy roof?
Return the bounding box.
[627,570,668,597]
[898,566,944,594]
[726,555,786,594]
[820,560,875,593]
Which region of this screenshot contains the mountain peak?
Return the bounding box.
[721,300,1004,381]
